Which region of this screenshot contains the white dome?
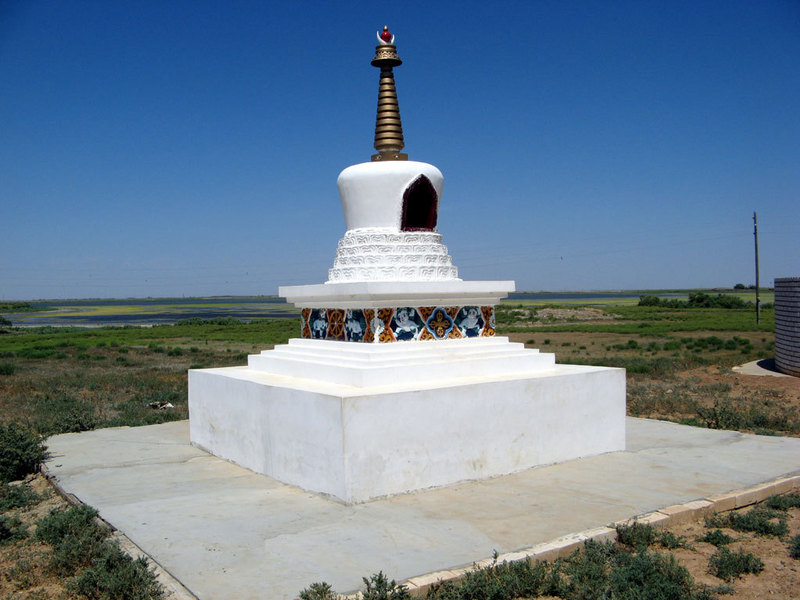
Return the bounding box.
[329,160,458,283]
[337,161,443,231]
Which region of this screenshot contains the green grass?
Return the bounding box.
[0,317,297,355]
[502,288,775,307]
[499,305,773,335]
[0,317,298,433]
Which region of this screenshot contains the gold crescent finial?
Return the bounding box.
[371,27,407,161]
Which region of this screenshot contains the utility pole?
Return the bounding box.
[753,211,760,324]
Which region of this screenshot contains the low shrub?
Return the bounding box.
[304,541,720,600]
[36,505,109,575]
[617,521,657,549]
[616,522,690,550]
[609,549,696,599]
[0,514,28,544]
[765,493,800,511]
[70,544,165,600]
[0,481,42,510]
[559,540,614,596]
[428,555,553,600]
[697,529,735,547]
[0,362,16,375]
[658,530,692,550]
[36,504,164,598]
[706,508,788,537]
[0,422,49,483]
[299,582,338,600]
[789,535,800,560]
[361,571,409,600]
[33,395,98,436]
[708,547,764,581]
[696,400,746,431]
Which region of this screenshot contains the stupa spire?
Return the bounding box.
[371,26,407,161]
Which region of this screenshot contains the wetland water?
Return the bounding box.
[5,297,300,327]
[5,292,685,327]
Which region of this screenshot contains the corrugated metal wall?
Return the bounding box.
[775,277,800,377]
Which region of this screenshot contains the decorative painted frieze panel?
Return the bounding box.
[300,305,495,343]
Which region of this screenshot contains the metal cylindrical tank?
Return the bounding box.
[774,277,800,377]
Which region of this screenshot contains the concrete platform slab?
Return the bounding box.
[732,358,794,377]
[44,418,800,600]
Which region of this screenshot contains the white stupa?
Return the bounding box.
[189,28,625,504]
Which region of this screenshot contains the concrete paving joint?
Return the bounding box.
[42,467,198,600]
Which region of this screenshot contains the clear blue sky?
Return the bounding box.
[1,1,798,300]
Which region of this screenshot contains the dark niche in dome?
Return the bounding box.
[401,175,438,231]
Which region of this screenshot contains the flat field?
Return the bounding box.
[1,293,798,599]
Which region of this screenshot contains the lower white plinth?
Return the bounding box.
[189,340,626,504]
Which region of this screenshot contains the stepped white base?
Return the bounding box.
[248,337,554,387]
[189,339,626,504]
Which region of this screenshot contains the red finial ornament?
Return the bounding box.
[380,26,392,42]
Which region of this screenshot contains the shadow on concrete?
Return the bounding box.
[757,358,797,377]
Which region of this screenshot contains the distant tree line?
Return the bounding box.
[0,302,33,312]
[638,292,762,309]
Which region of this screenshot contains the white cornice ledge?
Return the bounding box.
[279,280,515,309]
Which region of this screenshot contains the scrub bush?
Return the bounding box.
[706,508,788,537]
[764,493,800,511]
[33,395,98,435]
[70,545,164,600]
[708,547,763,581]
[36,505,109,576]
[0,515,28,544]
[617,522,658,549]
[361,571,410,600]
[0,422,49,482]
[697,529,735,547]
[0,481,41,510]
[299,582,338,600]
[0,362,16,375]
[789,535,800,560]
[36,504,164,598]
[609,550,696,599]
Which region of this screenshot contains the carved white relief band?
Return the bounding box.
[327,228,460,283]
